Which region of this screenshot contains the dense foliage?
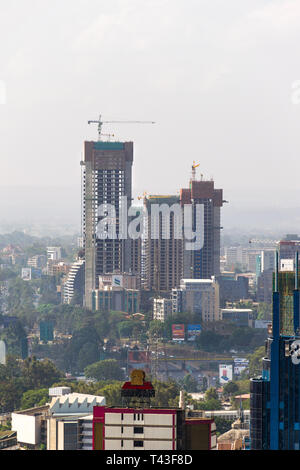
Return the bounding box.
[0,356,62,412]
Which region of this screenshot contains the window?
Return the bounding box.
[134,440,144,447]
[134,413,143,421]
[134,427,144,434]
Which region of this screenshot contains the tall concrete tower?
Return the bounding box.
[180,179,224,280]
[143,194,183,292]
[82,141,133,309]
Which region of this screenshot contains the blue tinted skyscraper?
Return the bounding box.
[250,253,300,450]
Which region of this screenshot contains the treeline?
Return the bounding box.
[0,356,62,412]
[0,354,180,413]
[195,327,267,353]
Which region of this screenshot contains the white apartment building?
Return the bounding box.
[47,247,62,262]
[94,408,182,451]
[153,298,173,323]
[63,259,85,304]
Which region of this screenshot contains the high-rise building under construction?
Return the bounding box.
[143,195,183,292]
[143,176,224,292]
[180,178,224,280]
[81,141,134,309]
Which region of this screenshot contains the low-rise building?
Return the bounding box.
[11,391,106,451]
[47,392,106,450]
[93,407,216,451]
[47,261,70,277]
[27,255,47,269]
[221,308,254,328]
[92,287,140,314]
[11,405,49,450]
[204,409,250,427]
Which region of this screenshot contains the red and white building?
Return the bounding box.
[93,407,216,451]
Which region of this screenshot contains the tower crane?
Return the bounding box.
[88,114,155,141]
[191,161,200,181]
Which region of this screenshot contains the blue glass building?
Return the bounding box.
[250,253,300,450]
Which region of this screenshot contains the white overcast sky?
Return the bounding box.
[1,0,300,228]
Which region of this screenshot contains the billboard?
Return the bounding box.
[172,324,185,341]
[127,350,151,375]
[280,259,294,272]
[219,364,233,384]
[40,321,54,342]
[187,324,202,341]
[22,268,32,281]
[112,275,123,287]
[233,358,249,376]
[32,268,42,279]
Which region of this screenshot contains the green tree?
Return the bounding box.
[0,268,18,282]
[0,356,24,411]
[248,346,265,377]
[21,357,63,389]
[178,374,199,393]
[205,387,219,401]
[7,278,35,311]
[0,321,27,357]
[77,343,100,372]
[0,355,22,381]
[98,382,123,407]
[150,380,180,408]
[85,359,124,382]
[195,331,223,353]
[64,326,102,372]
[223,381,239,398]
[148,320,165,339]
[214,417,235,437]
[38,276,60,305]
[0,380,23,412]
[256,303,272,321]
[117,321,136,338]
[193,397,222,411]
[20,388,49,410]
[236,378,250,394]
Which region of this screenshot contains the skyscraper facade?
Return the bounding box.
[250,253,300,450]
[143,195,183,292]
[82,141,133,309]
[180,179,224,280]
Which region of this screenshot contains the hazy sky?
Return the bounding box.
[1,0,300,229]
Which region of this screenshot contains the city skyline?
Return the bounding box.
[1,0,300,230]
[2,0,300,454]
